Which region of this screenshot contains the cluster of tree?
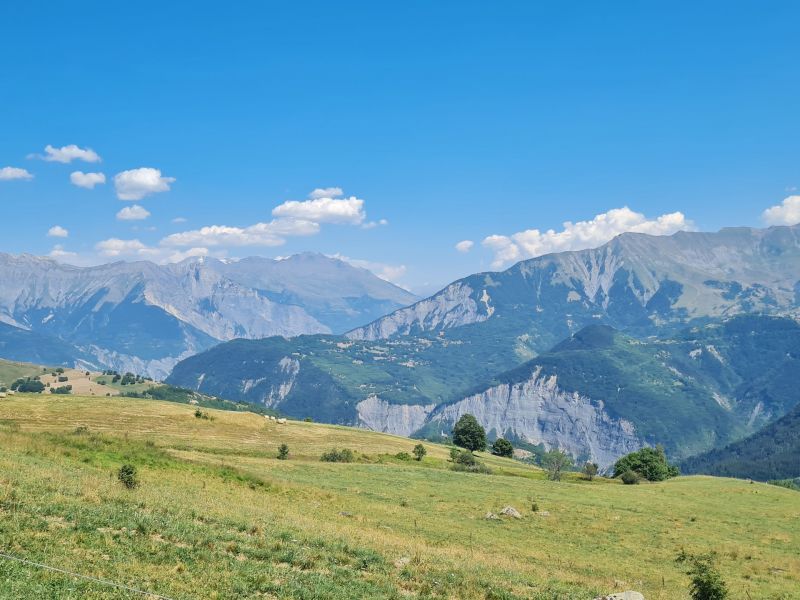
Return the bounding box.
[613,446,679,483]
[11,377,45,393]
[52,385,73,395]
[320,448,355,463]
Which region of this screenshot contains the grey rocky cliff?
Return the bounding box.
[427,367,642,469]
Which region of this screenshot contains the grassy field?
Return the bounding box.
[0,395,798,599]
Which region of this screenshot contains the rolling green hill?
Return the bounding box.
[0,395,798,599]
[169,315,800,466]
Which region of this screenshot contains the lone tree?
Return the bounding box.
[452,414,486,452]
[613,446,679,482]
[277,443,289,460]
[542,449,573,481]
[491,438,514,458]
[582,461,599,481]
[413,443,427,461]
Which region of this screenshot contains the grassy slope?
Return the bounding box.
[0,359,47,387]
[0,396,798,599]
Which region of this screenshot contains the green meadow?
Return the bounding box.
[0,395,798,599]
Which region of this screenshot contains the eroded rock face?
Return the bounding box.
[427,367,642,469]
[356,395,436,437]
[348,282,487,341]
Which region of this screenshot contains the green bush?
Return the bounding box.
[277,443,289,460]
[395,451,411,461]
[450,449,492,474]
[52,385,72,395]
[11,378,46,393]
[452,414,486,452]
[320,448,355,463]
[582,462,599,481]
[613,446,679,481]
[413,443,427,461]
[491,438,514,458]
[117,464,139,489]
[676,551,728,600]
[621,470,640,485]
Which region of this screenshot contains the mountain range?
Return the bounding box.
[0,252,416,378]
[168,225,800,468]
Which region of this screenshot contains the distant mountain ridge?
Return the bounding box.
[168,225,800,469]
[0,252,416,378]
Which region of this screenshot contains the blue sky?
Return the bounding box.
[1,1,798,294]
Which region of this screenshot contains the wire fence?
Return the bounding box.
[0,551,174,599]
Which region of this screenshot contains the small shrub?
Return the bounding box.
[542,449,573,481]
[676,550,729,600]
[320,448,355,463]
[621,470,640,485]
[72,425,90,435]
[491,438,514,458]
[450,449,492,474]
[303,417,313,422]
[117,464,139,489]
[395,451,411,461]
[449,447,462,461]
[531,500,539,513]
[277,443,289,460]
[413,443,427,461]
[454,450,477,466]
[194,409,210,420]
[582,461,599,481]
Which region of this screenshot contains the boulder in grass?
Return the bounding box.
[594,592,644,600]
[500,506,522,519]
[484,512,500,520]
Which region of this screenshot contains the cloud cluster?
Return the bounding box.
[762,196,800,226]
[161,219,319,248]
[309,187,343,199]
[70,171,106,189]
[116,205,151,221]
[0,166,33,181]
[272,196,366,225]
[47,225,69,238]
[31,144,101,163]
[114,167,175,200]
[482,207,693,268]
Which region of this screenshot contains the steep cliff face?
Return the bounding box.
[427,367,641,469]
[347,282,487,340]
[356,395,436,437]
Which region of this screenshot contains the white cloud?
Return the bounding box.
[272,196,366,225]
[762,196,800,226]
[455,240,474,253]
[166,247,210,263]
[114,167,175,200]
[70,171,106,189]
[116,205,151,221]
[48,245,77,260]
[0,166,34,181]
[482,207,693,268]
[361,218,389,230]
[95,238,159,259]
[171,217,187,224]
[309,187,344,199]
[161,218,319,248]
[31,144,101,163]
[47,225,69,238]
